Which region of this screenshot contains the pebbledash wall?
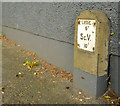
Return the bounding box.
[2,2,120,97]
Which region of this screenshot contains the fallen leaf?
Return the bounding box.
[32,61,39,66]
[26,61,32,66]
[19,76,22,78]
[2,45,7,47]
[40,72,44,74]
[105,74,111,81]
[23,63,26,66]
[16,73,23,78]
[48,70,56,72]
[42,67,44,70]
[30,101,35,104]
[73,97,80,101]
[111,32,115,35]
[52,75,56,77]
[27,66,31,70]
[19,93,23,96]
[105,95,111,99]
[10,84,12,88]
[30,53,35,56]
[37,91,40,94]
[35,60,40,62]
[118,97,120,102]
[0,33,2,36]
[34,72,37,75]
[26,52,31,55]
[26,52,35,56]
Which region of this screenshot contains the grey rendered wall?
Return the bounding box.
[110,2,120,96]
[2,2,119,55]
[110,55,120,96]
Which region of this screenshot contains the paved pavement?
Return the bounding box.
[2,37,106,104]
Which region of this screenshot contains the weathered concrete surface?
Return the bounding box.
[74,10,109,76]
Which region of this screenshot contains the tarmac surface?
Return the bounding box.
[1,37,114,104]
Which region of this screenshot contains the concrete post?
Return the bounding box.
[73,10,110,98]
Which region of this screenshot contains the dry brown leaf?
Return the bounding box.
[37,91,40,94]
[10,84,12,88]
[19,93,23,97]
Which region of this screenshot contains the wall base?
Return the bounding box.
[73,68,108,98]
[110,55,120,96]
[3,26,74,73]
